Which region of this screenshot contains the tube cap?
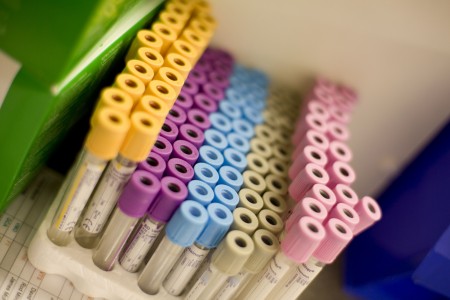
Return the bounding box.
[219,101,242,120]
[246,153,269,176]
[167,41,198,66]
[164,158,194,184]
[262,191,287,216]
[231,207,259,235]
[249,139,272,159]
[257,209,283,235]
[326,161,356,188]
[186,109,211,131]
[165,200,208,247]
[232,119,254,139]
[212,230,255,275]
[159,119,179,143]
[204,129,228,152]
[281,216,326,264]
[137,152,166,179]
[187,180,214,206]
[244,229,279,273]
[123,59,155,85]
[333,184,359,207]
[178,124,204,149]
[134,95,169,121]
[167,104,187,127]
[304,183,337,212]
[175,91,194,111]
[119,112,160,162]
[210,112,232,134]
[135,47,164,72]
[353,196,382,235]
[223,148,247,172]
[203,83,224,102]
[92,88,133,124]
[155,67,185,96]
[182,78,199,96]
[213,184,239,211]
[242,170,266,195]
[268,157,288,178]
[238,188,264,214]
[286,197,328,232]
[227,133,250,154]
[171,139,199,165]
[327,203,360,231]
[289,145,327,180]
[145,80,177,106]
[196,203,233,248]
[218,166,244,192]
[254,124,276,145]
[151,136,173,161]
[292,130,329,159]
[289,163,329,202]
[327,141,352,165]
[194,162,219,188]
[113,73,145,102]
[326,121,350,142]
[314,218,353,264]
[198,145,224,169]
[265,174,288,196]
[85,108,130,160]
[148,176,188,222]
[118,171,161,218]
[193,93,218,114]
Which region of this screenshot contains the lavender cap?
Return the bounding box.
[175,91,194,111]
[178,124,205,149]
[137,152,166,179]
[193,93,218,114]
[164,158,195,184]
[148,176,188,223]
[171,139,200,166]
[202,82,225,102]
[167,105,187,127]
[187,68,207,85]
[187,109,211,131]
[193,58,213,74]
[182,78,199,96]
[159,118,179,143]
[118,170,161,218]
[151,136,173,161]
[209,72,230,90]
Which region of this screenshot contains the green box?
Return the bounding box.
[0,0,164,211]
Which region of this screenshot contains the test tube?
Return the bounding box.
[214,229,279,300]
[75,112,159,248]
[47,108,130,246]
[137,200,208,295]
[119,176,188,273]
[184,230,254,300]
[237,217,325,300]
[163,203,233,296]
[267,219,354,300]
[92,170,161,271]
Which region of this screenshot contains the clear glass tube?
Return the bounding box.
[163,243,211,296]
[237,251,296,300]
[75,154,137,249]
[137,236,184,295]
[47,148,107,246]
[269,257,325,300]
[119,215,165,273]
[92,208,138,271]
[184,263,229,300]
[214,269,253,300]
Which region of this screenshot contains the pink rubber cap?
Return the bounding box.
[292,114,328,146]
[326,203,360,231]
[314,77,337,94]
[289,163,329,202]
[285,197,328,232]
[300,100,330,121]
[326,121,350,142]
[326,161,356,188]
[288,146,327,180]
[309,85,334,107]
[328,106,351,125]
[326,141,352,166]
[353,196,382,235]
[281,216,326,264]
[333,184,359,207]
[292,130,329,159]
[314,218,353,264]
[304,184,336,211]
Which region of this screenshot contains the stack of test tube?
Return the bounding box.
[235,79,383,300]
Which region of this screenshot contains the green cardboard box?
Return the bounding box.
[0,0,164,211]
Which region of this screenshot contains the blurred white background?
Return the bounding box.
[210,0,450,196]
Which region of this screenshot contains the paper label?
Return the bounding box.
[184,264,214,300]
[80,160,135,234]
[56,161,105,232]
[242,253,291,299]
[164,245,210,296]
[214,270,248,300]
[278,259,323,299]
[119,218,164,273]
[0,50,21,110]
